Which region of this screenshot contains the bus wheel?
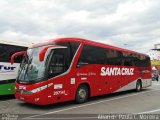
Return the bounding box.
[76,85,89,103]
[136,80,142,92]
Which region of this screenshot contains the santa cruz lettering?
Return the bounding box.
[101,67,134,76]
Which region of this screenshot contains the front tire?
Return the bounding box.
[136,80,142,92]
[75,85,89,103]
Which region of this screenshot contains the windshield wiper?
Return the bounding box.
[23,58,33,81]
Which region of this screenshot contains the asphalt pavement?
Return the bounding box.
[0,81,160,120]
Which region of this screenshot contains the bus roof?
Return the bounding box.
[31,37,148,57]
[0,40,33,47]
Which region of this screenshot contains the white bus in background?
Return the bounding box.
[0,40,31,95]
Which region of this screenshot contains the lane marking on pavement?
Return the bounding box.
[23,88,160,119]
[136,108,160,114]
[152,84,160,86]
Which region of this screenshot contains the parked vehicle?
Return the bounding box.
[0,40,31,95]
[11,38,152,105]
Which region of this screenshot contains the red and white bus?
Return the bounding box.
[11,38,152,105]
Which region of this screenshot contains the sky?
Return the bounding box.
[0,0,160,53]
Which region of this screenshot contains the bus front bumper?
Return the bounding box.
[15,90,48,105]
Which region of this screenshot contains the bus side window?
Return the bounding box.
[77,44,106,68]
[105,49,123,66]
[0,44,8,62]
[134,56,150,67]
[49,54,65,75]
[48,49,69,78]
[0,46,4,61]
[123,59,132,66]
[0,44,27,63]
[77,45,89,67]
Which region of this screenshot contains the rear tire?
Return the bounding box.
[136,80,142,92]
[75,85,89,103]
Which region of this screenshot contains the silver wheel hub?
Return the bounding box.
[78,89,86,99]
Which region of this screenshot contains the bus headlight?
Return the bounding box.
[16,83,53,94]
[30,85,48,93]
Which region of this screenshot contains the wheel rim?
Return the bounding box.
[78,88,86,100]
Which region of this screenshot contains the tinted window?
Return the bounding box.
[78,44,106,66]
[105,50,123,65]
[133,55,150,67]
[48,42,80,78]
[56,42,80,67]
[0,44,27,63]
[48,49,67,77]
[121,52,134,66]
[49,54,65,75]
[121,52,150,67]
[70,42,80,58]
[77,44,150,67]
[123,58,133,66]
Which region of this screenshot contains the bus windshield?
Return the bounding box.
[17,47,46,83]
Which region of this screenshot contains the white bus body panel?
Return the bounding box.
[0,62,20,81]
[115,79,152,93]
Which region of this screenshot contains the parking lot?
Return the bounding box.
[0,81,160,120]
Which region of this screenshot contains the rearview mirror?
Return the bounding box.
[39,45,55,62]
[10,51,27,64]
[39,45,67,62]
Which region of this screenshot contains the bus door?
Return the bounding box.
[46,46,74,103]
